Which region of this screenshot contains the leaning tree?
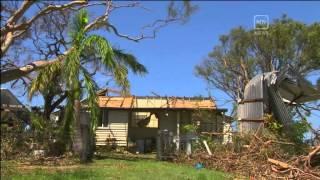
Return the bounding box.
[196,15,319,106]
[195,15,320,141]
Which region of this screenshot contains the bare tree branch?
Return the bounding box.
[1,0,88,56]
[1,0,196,84]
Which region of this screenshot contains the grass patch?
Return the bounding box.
[1,154,230,180]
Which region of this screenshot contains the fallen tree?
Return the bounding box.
[1,58,63,84]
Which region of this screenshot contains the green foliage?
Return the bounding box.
[62,10,149,161]
[28,61,62,100]
[81,35,132,93]
[195,15,320,101]
[69,9,88,44]
[181,124,198,134]
[62,10,148,133]
[29,112,65,155]
[59,93,75,143]
[264,114,310,153]
[113,48,148,75]
[28,9,148,131]
[264,114,283,134]
[1,115,30,160]
[1,111,62,159]
[30,113,45,131]
[268,121,283,133]
[82,67,99,132]
[27,9,148,160]
[289,118,310,145]
[195,15,319,146]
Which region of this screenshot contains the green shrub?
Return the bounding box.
[289,118,310,144]
[181,124,198,134]
[265,114,310,153]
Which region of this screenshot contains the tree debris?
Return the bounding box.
[176,134,320,179]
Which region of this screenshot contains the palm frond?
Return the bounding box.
[112,64,130,94]
[81,67,99,131]
[28,61,62,100]
[81,35,130,93]
[64,50,81,89]
[69,9,88,45]
[62,50,81,139]
[59,92,75,141]
[81,35,113,61]
[112,48,148,75]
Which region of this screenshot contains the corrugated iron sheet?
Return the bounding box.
[239,121,263,133]
[238,102,264,120]
[238,69,319,133]
[268,86,292,128]
[238,73,267,132]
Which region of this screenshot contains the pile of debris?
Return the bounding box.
[176,133,320,179]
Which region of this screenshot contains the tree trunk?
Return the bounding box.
[1,1,34,56]
[43,95,54,121]
[80,119,92,162]
[42,92,68,121]
[73,96,93,163]
[73,99,83,161]
[1,59,59,84]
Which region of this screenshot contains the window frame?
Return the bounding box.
[99,109,109,127]
[131,111,159,128]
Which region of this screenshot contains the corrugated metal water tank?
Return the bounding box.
[238,74,265,133]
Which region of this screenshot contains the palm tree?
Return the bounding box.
[29,10,147,162]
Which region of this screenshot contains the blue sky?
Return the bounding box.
[2,1,320,128]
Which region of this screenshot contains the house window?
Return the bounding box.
[98,109,108,127]
[131,112,158,128]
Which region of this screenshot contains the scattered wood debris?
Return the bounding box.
[176,134,320,179]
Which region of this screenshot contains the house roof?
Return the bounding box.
[0,89,27,110]
[98,96,217,110]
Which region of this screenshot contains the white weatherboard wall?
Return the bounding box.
[96,110,128,146]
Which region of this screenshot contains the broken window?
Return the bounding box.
[131,112,159,128]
